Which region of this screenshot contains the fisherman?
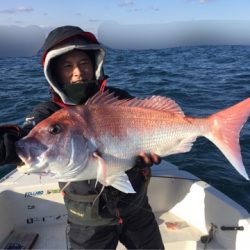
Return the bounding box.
[0,26,164,249]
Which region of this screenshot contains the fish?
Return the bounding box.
[15,91,250,193]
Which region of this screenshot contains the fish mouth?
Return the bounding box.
[15,136,92,180]
[15,137,49,174]
[16,146,51,175]
[17,160,50,175]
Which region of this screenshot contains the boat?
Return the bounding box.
[0,160,249,249]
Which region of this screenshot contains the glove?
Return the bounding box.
[135,152,161,169]
[0,125,22,165]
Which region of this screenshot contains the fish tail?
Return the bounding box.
[205,98,250,180]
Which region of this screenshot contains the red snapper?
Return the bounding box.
[16,91,250,193]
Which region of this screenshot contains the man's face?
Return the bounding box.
[55,50,94,85]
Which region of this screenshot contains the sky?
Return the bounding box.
[0,0,250,34]
[1,0,250,54]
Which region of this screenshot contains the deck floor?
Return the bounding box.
[10,211,224,250]
[17,223,68,249]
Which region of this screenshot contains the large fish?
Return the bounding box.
[16,91,250,193]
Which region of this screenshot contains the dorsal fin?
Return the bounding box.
[85,90,185,116]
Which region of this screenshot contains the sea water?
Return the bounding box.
[0,45,250,212]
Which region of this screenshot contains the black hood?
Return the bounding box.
[42,25,105,105]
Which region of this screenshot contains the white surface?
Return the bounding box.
[0,161,249,249]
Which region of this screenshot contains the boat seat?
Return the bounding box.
[0,231,39,249]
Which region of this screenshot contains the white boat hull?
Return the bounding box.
[0,161,249,249]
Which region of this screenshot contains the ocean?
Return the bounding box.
[0,45,250,212]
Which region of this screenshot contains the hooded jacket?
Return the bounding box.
[42,25,106,105]
[22,26,151,226]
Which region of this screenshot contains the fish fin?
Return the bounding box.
[173,136,197,155]
[85,91,119,105]
[92,152,135,193]
[206,98,250,180]
[86,90,184,116]
[105,172,136,193]
[157,136,197,156]
[125,96,184,116]
[93,152,107,187]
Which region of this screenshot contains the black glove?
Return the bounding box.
[135,152,161,169]
[0,125,22,165]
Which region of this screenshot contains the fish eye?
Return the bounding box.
[48,124,62,135]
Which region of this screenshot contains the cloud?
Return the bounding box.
[128,6,159,12]
[186,0,212,3]
[119,0,134,7]
[0,25,45,57]
[151,7,159,11]
[98,20,250,50]
[89,19,100,23]
[39,25,55,37]
[128,8,143,12]
[14,20,23,24]
[0,6,34,14]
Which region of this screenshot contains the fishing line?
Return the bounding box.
[60,181,72,192]
[92,185,105,205]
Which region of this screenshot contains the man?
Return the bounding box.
[0,25,164,249]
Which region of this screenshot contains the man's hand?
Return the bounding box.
[135,152,161,168]
[0,125,22,165]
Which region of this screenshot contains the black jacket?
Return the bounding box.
[24,87,150,224]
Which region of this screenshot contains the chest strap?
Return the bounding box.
[64,192,98,202]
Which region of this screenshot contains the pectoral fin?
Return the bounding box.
[92,152,136,193]
[105,172,136,193]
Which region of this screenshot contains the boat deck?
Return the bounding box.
[0,163,249,249]
[1,210,224,250]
